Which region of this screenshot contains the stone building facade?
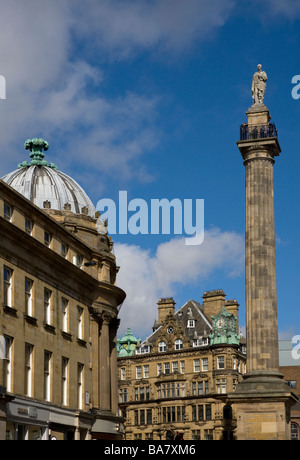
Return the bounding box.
[0,139,126,440]
[118,291,247,441]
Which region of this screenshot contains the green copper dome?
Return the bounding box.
[118,328,139,357]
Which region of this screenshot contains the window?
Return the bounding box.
[193,359,200,373]
[204,429,213,441]
[134,410,139,426]
[206,404,212,420]
[217,356,225,369]
[192,404,211,422]
[4,203,13,221]
[44,351,52,401]
[44,231,51,247]
[77,306,84,340]
[25,218,33,235]
[216,378,227,394]
[164,362,170,375]
[204,380,209,394]
[143,365,149,379]
[160,382,185,399]
[187,320,195,328]
[136,366,142,379]
[157,363,162,376]
[162,406,185,424]
[291,423,299,440]
[134,410,139,425]
[25,344,33,397]
[147,409,152,425]
[25,278,33,317]
[74,254,83,267]
[158,341,166,352]
[202,357,208,372]
[77,363,84,409]
[232,356,237,369]
[287,380,297,389]
[3,336,13,392]
[3,267,13,307]
[44,289,52,325]
[140,410,145,425]
[61,298,69,332]
[192,381,206,396]
[62,358,69,406]
[180,361,185,374]
[61,243,68,258]
[138,345,151,354]
[175,339,183,350]
[120,367,126,381]
[172,361,178,373]
[119,388,128,403]
[140,387,145,401]
[192,431,201,441]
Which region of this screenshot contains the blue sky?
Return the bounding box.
[0,0,300,339]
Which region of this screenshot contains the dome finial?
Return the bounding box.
[18,138,57,169]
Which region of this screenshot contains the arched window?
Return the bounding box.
[291,423,299,440]
[158,341,166,352]
[175,339,183,350]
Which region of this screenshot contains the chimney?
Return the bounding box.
[225,299,240,330]
[202,290,226,323]
[157,298,176,325]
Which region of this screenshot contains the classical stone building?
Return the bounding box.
[118,291,247,441]
[0,138,126,440]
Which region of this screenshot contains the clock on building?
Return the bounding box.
[209,306,240,346]
[216,318,226,329]
[167,326,174,334]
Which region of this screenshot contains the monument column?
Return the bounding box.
[228,65,297,440]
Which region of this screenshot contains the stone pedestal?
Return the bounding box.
[229,104,297,440]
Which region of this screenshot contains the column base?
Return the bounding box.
[228,371,298,440]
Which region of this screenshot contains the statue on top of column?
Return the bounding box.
[252,64,267,105]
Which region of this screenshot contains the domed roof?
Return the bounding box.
[117,328,139,357]
[1,138,96,218]
[119,328,138,345]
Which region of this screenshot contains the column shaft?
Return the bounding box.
[245,154,279,373]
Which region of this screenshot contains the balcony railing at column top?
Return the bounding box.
[240,122,278,141]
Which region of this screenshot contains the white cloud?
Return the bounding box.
[115,228,244,338]
[0,0,237,183]
[251,0,300,19]
[73,0,235,59]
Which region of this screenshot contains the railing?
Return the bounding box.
[240,122,278,141]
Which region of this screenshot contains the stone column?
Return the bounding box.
[99,313,111,412]
[244,115,279,373]
[110,318,120,415]
[228,104,297,440]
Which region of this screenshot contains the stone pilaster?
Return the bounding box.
[99,313,112,412]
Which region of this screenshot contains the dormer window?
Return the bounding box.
[158,341,166,353]
[187,319,195,328]
[175,339,183,350]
